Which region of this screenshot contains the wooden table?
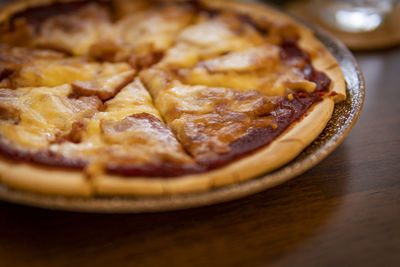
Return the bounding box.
[0,3,399,267]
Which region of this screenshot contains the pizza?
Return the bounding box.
[0,0,346,197]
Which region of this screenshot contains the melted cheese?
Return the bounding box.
[154,13,316,97]
[90,3,194,62]
[0,80,192,170]
[174,48,317,96]
[72,70,135,100]
[158,14,265,68]
[154,84,275,160]
[6,54,131,89]
[97,78,162,121]
[99,114,192,164]
[48,113,193,170]
[119,4,194,53]
[179,68,261,91]
[34,3,112,56]
[113,0,152,18]
[199,45,280,72]
[0,85,101,149]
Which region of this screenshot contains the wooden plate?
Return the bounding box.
[0,3,365,213]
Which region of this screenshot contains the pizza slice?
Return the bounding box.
[90,1,195,68]
[156,8,342,102]
[173,41,329,96]
[141,68,322,167]
[0,44,134,91]
[157,10,265,69]
[55,78,195,176]
[0,84,102,154]
[0,78,196,195]
[31,2,112,56]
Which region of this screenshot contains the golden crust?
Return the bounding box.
[298,30,346,102]
[0,0,346,197]
[0,158,92,196]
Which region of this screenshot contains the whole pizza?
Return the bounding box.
[0,0,346,197]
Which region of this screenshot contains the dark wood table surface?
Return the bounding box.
[0,3,400,267]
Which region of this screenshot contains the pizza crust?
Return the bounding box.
[299,30,346,102]
[0,0,345,197]
[0,158,92,196]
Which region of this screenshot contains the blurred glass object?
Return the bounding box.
[312,0,396,32]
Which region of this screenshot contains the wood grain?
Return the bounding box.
[0,47,399,267]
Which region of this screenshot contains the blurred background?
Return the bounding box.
[261,0,400,50]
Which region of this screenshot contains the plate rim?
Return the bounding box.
[0,1,365,213]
